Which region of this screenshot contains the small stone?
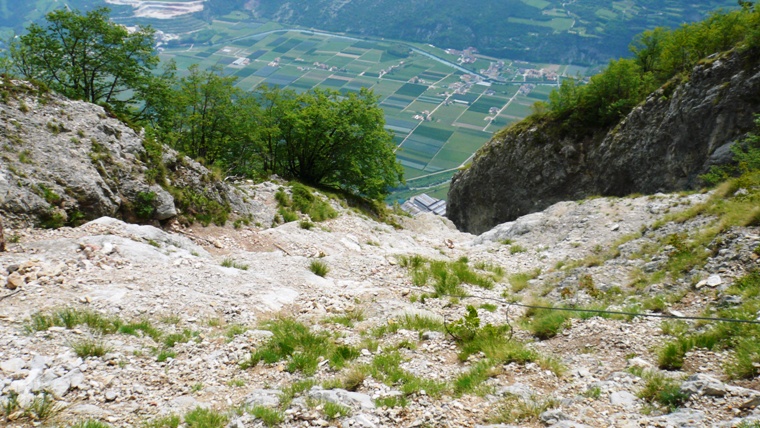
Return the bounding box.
[610,223,620,231]
[6,271,24,290]
[668,310,685,318]
[706,274,723,287]
[1,357,26,375]
[105,390,117,402]
[610,391,639,407]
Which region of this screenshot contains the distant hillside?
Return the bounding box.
[0,0,740,65]
[447,4,760,234]
[251,0,739,64]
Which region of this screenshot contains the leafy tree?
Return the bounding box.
[157,65,241,164]
[243,87,402,200]
[9,7,159,120]
[276,88,403,200]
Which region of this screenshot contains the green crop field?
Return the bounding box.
[157,28,569,203]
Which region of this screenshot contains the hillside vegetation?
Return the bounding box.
[2,8,402,204]
[0,0,741,65]
[447,2,760,234]
[536,1,760,132]
[251,0,739,64]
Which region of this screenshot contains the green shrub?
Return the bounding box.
[135,191,157,219]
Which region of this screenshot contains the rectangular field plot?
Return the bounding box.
[501,101,534,118]
[468,96,508,114]
[431,104,467,124]
[385,117,418,134]
[455,111,492,129]
[413,124,454,142]
[395,83,428,97]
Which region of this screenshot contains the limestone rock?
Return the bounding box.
[681,374,727,397]
[5,271,24,290]
[448,49,760,234]
[307,386,375,411]
[244,389,283,408]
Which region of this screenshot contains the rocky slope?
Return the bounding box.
[447,48,760,235]
[0,181,759,427]
[0,79,268,229]
[1,76,760,428]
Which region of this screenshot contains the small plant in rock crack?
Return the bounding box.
[637,371,688,412]
[70,420,113,428]
[249,405,284,427]
[242,317,359,375]
[183,406,228,428]
[71,338,112,358]
[490,393,560,424]
[310,260,329,277]
[221,258,249,270]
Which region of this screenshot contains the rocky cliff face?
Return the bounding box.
[0,79,267,228]
[448,48,760,234]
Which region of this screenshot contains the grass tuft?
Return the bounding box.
[310,260,329,277]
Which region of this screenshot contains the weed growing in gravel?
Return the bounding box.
[274,183,338,224]
[156,349,176,362]
[249,405,284,427]
[364,350,449,397]
[183,407,228,428]
[523,306,571,340]
[583,386,602,399]
[227,378,246,387]
[637,371,687,412]
[142,414,180,428]
[453,359,499,396]
[163,329,196,348]
[1,391,62,423]
[399,255,499,297]
[225,324,248,341]
[490,394,559,424]
[243,317,359,375]
[509,244,527,254]
[656,270,760,377]
[70,420,113,428]
[119,320,163,342]
[220,258,248,270]
[71,338,112,358]
[318,401,352,419]
[324,308,365,327]
[28,391,62,421]
[309,260,329,277]
[507,269,540,293]
[374,395,408,408]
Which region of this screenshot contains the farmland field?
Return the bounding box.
[159,26,573,202]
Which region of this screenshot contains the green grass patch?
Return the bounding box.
[242,317,359,375]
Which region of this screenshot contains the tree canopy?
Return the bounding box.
[154,67,403,200]
[9,7,160,120]
[3,7,403,202]
[541,1,760,132]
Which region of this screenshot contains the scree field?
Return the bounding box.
[159,21,584,202]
